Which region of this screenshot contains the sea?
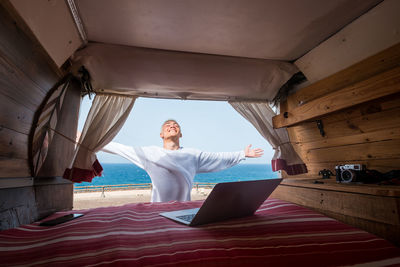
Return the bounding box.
[75,163,278,187]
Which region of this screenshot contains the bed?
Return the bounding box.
[1,198,399,267]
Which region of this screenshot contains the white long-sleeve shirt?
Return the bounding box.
[101,142,246,202]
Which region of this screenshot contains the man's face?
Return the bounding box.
[160,120,182,139]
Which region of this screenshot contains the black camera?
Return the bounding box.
[335,164,366,183]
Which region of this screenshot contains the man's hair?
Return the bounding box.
[160,119,180,133]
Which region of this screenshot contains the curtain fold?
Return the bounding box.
[229,102,307,175]
[64,94,136,183]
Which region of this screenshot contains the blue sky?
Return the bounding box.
[78,96,274,164]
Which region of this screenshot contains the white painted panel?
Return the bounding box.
[10,0,82,67]
[295,0,400,83]
[76,0,380,60]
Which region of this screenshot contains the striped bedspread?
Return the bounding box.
[1,198,399,266]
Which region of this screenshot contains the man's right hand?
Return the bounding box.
[244,144,264,158]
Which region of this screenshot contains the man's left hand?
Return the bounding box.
[244,144,264,158]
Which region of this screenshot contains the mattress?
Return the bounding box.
[1,198,399,266]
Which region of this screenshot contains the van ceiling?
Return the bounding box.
[9,0,383,100]
[75,0,382,61]
[11,0,382,65]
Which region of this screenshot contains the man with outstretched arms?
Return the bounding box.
[101,120,263,202]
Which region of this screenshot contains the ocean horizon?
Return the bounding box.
[75,163,279,187]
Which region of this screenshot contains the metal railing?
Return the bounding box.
[74,182,218,193]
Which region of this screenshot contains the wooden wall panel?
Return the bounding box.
[0,1,60,89]
[271,186,400,246]
[35,183,73,219]
[282,43,400,113]
[0,55,45,112]
[0,2,75,230]
[0,187,38,229]
[305,140,400,163]
[288,95,400,143]
[271,185,400,246]
[293,159,400,178]
[0,157,30,177]
[0,95,33,134]
[0,1,62,178]
[0,127,28,159]
[276,42,400,244]
[283,86,400,179]
[274,67,400,128]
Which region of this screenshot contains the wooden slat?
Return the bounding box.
[0,55,46,111]
[0,157,30,177]
[271,185,400,225]
[282,42,400,113]
[0,1,61,90]
[0,128,28,159]
[283,159,400,179]
[279,178,400,197]
[273,67,400,128]
[0,93,34,134]
[289,107,400,144]
[288,94,400,143]
[305,139,400,163]
[35,183,73,218]
[315,209,400,247]
[271,185,400,245]
[298,127,400,151]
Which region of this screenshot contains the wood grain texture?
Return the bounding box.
[0,1,61,89]
[271,185,400,225]
[0,127,28,159]
[285,159,400,179]
[288,94,400,143]
[0,54,47,111]
[0,2,67,178]
[315,209,400,247]
[273,67,400,128]
[298,127,400,151]
[0,186,38,230]
[271,184,400,245]
[35,183,73,219]
[283,42,400,113]
[278,178,400,197]
[0,94,33,134]
[305,139,400,163]
[0,157,30,177]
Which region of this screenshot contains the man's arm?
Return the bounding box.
[197,145,263,173]
[101,142,147,169]
[75,131,146,168]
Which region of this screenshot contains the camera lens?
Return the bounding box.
[341,170,355,183]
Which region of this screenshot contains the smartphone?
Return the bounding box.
[39,213,84,226]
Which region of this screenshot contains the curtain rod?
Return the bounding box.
[93,91,271,103]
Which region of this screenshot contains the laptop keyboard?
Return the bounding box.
[176,214,196,223]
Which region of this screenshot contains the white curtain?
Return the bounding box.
[64,94,136,182]
[230,101,307,175]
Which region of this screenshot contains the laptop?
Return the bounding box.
[160,178,282,226]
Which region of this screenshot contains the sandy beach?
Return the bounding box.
[73,188,213,210]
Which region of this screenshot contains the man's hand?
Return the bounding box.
[244,144,264,158]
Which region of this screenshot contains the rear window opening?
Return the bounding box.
[73,96,278,209]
